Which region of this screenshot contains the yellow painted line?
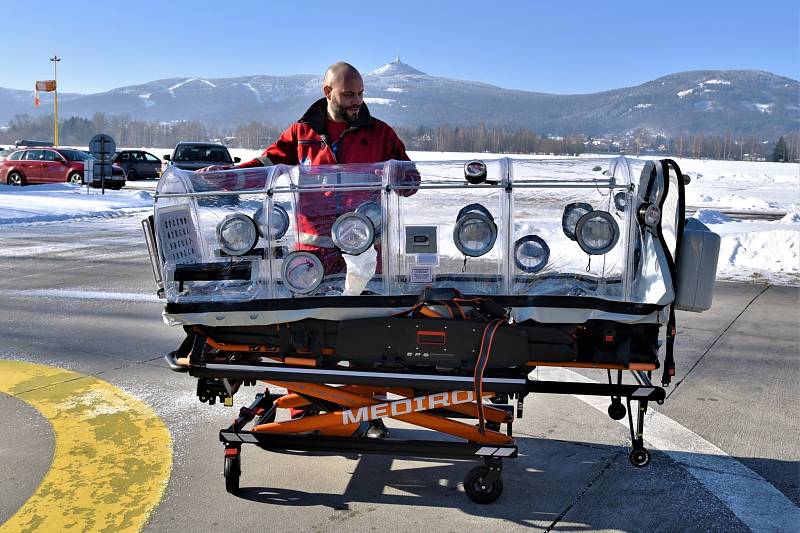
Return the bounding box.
[0,360,172,532]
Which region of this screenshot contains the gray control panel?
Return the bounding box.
[405,226,438,254]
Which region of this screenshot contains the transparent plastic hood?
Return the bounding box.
[153,157,679,320]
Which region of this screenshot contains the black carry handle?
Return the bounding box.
[417,287,464,302]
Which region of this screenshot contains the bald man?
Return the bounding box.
[236,62,415,276]
[235,63,415,438]
[241,61,409,167]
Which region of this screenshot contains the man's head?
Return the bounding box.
[323,62,364,123]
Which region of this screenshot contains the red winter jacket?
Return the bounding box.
[240,98,415,274]
[247,98,410,166]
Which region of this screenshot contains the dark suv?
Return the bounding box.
[0,147,126,189]
[112,150,162,180]
[164,142,240,171]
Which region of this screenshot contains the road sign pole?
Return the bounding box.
[101,139,106,195]
[89,134,116,196]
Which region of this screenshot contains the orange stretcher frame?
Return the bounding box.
[191,327,662,448]
[198,333,657,445]
[200,334,666,503]
[250,382,513,445]
[201,335,657,372]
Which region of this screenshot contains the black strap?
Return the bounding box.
[306,321,325,363]
[278,323,292,357]
[658,160,686,386]
[475,298,509,320]
[172,332,195,365]
[189,332,207,365]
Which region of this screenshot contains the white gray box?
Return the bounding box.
[675,218,720,312]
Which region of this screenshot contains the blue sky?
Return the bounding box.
[3,0,798,94]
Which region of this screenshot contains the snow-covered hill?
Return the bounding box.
[1,59,797,136]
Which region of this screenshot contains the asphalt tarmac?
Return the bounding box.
[0,215,797,532]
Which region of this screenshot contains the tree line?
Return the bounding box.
[1,112,796,162]
[628,128,800,162]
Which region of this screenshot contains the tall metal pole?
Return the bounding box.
[50,56,60,146]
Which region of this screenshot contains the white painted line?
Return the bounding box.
[1,289,159,303]
[537,367,800,532]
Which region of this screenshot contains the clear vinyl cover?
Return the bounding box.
[152,157,684,326]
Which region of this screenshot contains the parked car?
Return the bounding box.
[163,142,240,171]
[112,150,162,180]
[0,147,126,189]
[14,139,53,147]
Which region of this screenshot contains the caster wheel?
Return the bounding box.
[224,453,241,494]
[629,448,651,468]
[463,465,504,504]
[608,401,626,420]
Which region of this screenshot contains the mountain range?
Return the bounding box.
[1,59,797,137]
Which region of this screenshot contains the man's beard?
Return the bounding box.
[332,99,360,122]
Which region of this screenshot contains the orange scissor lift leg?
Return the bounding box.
[219,380,517,503]
[211,365,668,503]
[253,381,513,445]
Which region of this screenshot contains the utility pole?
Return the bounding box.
[50,56,61,145]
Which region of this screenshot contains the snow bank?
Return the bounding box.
[718,230,799,284]
[779,204,800,224]
[668,158,798,213]
[0,183,152,225]
[692,209,733,224]
[694,193,775,211]
[363,97,395,105]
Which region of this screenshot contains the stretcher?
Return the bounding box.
[144,156,720,503]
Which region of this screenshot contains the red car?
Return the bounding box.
[0,147,127,189]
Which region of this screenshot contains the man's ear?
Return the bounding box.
[323,85,332,99]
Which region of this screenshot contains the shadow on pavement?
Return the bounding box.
[228,431,795,531]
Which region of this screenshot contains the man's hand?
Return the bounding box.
[373,164,421,197]
[398,166,421,197]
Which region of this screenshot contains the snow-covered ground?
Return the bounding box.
[0,183,152,225]
[1,153,797,285]
[656,157,799,285]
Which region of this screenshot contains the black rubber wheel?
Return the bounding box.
[608,400,626,420]
[8,172,23,186]
[127,169,137,181]
[629,448,651,468]
[68,172,83,185]
[463,465,503,504]
[224,454,241,494]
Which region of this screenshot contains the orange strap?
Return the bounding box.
[474,318,505,434]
